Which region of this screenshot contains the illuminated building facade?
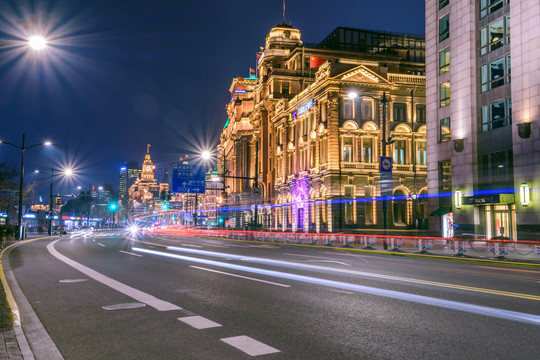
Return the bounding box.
[119,161,141,201]
[219,24,427,233]
[128,147,169,215]
[426,0,540,240]
[217,75,257,228]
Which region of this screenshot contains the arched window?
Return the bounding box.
[393,189,407,225]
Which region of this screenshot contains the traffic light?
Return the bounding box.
[161,190,166,201]
[162,202,169,210]
[108,202,117,211]
[56,197,62,205]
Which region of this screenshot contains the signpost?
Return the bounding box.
[380,156,393,197]
[172,164,206,194]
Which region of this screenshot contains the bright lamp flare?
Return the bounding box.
[27,35,48,50]
[202,151,211,160]
[64,169,73,176]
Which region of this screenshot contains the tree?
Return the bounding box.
[0,163,38,224]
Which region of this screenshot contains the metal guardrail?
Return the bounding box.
[153,228,540,262]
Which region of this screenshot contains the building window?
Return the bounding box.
[439,14,449,42]
[439,48,450,74]
[394,140,407,165]
[417,141,427,165]
[440,81,450,107]
[416,104,426,123]
[440,117,451,142]
[363,137,373,163]
[481,18,505,55]
[481,99,510,131]
[342,137,353,162]
[393,189,407,225]
[343,99,353,119]
[287,153,294,175]
[310,142,315,168]
[480,0,504,18]
[393,103,407,122]
[281,82,290,94]
[506,55,511,83]
[344,186,355,225]
[320,137,327,164]
[439,0,449,9]
[362,99,373,120]
[438,160,452,198]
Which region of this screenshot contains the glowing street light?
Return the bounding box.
[27,35,48,50]
[0,134,52,239]
[35,167,73,235]
[202,151,211,160]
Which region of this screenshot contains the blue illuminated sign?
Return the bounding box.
[297,99,314,115]
[172,163,206,194]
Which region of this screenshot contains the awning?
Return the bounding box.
[430,207,452,216]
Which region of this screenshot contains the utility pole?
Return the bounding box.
[381,92,389,249]
[254,140,259,228]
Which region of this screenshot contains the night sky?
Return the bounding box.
[0,0,424,199]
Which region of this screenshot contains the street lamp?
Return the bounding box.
[27,35,48,51]
[0,134,52,239]
[35,167,73,235]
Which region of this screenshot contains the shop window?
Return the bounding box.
[439,14,450,42]
[440,117,451,142]
[439,48,450,74]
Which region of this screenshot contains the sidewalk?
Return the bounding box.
[0,239,24,359]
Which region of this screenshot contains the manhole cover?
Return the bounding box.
[59,279,88,283]
[102,303,146,311]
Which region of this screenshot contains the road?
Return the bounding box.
[5,229,540,359]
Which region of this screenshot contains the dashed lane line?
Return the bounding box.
[221,335,280,356]
[178,316,222,329]
[119,250,143,257]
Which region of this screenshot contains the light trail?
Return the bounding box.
[132,246,540,326]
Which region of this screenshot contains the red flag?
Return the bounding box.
[257,53,262,59]
[310,56,326,69]
[250,68,256,74]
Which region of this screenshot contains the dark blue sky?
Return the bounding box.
[0,0,424,199]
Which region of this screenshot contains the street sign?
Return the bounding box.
[380,172,393,197]
[220,205,230,219]
[380,156,393,172]
[172,163,206,194]
[251,187,262,198]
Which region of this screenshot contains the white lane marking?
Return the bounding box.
[306,260,351,266]
[119,250,143,257]
[47,241,181,311]
[330,289,354,295]
[133,247,540,326]
[98,243,106,247]
[178,315,222,329]
[190,266,291,288]
[204,244,229,248]
[181,244,203,248]
[221,336,280,356]
[284,253,351,262]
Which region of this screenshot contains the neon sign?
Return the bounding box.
[297,99,314,115]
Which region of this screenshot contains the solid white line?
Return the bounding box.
[221,335,280,356]
[119,250,143,257]
[204,244,229,248]
[98,243,106,247]
[190,266,291,288]
[178,315,222,329]
[47,241,181,311]
[181,244,203,248]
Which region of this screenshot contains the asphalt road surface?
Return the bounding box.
[6,230,540,359]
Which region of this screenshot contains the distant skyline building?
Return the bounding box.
[119,161,141,201]
[426,0,539,239]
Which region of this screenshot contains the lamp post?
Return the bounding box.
[34,167,72,235]
[347,91,391,247]
[1,134,52,239]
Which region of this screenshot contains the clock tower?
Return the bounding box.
[140,144,155,183]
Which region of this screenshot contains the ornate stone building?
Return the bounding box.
[128,146,169,215]
[217,25,427,233]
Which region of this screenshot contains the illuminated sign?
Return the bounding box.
[120,166,127,171]
[234,90,247,93]
[297,99,314,115]
[0,213,7,218]
[23,213,36,219]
